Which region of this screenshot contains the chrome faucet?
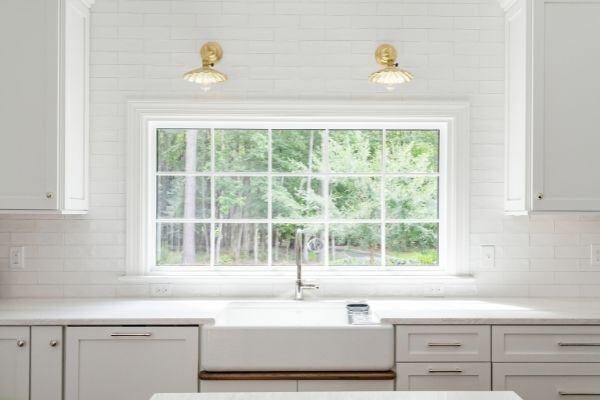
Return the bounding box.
[295,228,319,300]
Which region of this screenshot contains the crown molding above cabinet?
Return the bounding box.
[501,0,600,214]
[0,0,91,214]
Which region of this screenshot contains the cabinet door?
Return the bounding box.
[531,0,600,211]
[298,380,394,392]
[65,326,198,400]
[395,363,491,391]
[200,380,297,392]
[63,0,90,211]
[0,327,30,400]
[493,363,600,400]
[31,326,63,400]
[0,0,59,210]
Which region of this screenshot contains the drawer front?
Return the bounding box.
[298,380,394,392]
[200,380,297,392]
[493,363,600,400]
[396,325,490,362]
[395,362,491,391]
[493,326,600,362]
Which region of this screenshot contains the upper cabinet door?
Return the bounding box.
[63,0,90,211]
[0,0,59,210]
[0,327,30,400]
[531,0,600,211]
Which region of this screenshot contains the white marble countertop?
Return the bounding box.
[151,392,522,400]
[2,297,600,325]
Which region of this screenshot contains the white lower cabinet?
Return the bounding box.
[201,379,393,392]
[31,326,63,400]
[201,380,297,392]
[395,362,491,391]
[65,326,199,400]
[298,380,394,391]
[493,363,600,400]
[0,327,30,400]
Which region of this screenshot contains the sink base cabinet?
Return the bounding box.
[493,363,600,400]
[65,326,199,400]
[200,379,394,393]
[201,380,298,392]
[395,362,491,391]
[0,327,30,400]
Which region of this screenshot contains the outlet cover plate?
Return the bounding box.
[150,284,172,297]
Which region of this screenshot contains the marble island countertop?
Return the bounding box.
[151,392,522,400]
[2,297,600,325]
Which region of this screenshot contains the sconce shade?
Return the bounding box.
[183,42,227,91]
[368,43,413,90]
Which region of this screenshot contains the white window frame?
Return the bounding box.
[126,100,470,278]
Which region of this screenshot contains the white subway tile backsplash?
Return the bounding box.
[0,0,598,297]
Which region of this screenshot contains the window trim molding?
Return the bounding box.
[126,99,470,278]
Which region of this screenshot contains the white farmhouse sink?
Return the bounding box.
[201,301,394,371]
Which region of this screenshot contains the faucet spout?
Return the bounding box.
[294,228,319,300]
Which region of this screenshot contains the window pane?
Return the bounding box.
[156,223,210,265]
[215,129,268,171]
[386,177,438,219]
[272,176,324,219]
[385,130,439,173]
[272,130,323,172]
[157,129,210,172]
[215,223,268,265]
[329,224,381,266]
[272,224,324,266]
[385,223,439,266]
[329,130,382,173]
[215,177,267,219]
[329,177,380,219]
[157,176,210,219]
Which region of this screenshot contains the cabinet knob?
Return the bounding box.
[50,339,59,347]
[17,340,26,347]
[537,192,544,200]
[46,192,54,199]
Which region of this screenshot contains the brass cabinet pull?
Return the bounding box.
[427,342,462,347]
[110,332,152,337]
[558,342,600,347]
[428,369,463,374]
[559,392,600,396]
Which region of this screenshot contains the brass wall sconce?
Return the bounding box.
[368,43,414,91]
[183,42,228,92]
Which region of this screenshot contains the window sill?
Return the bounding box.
[119,273,475,286]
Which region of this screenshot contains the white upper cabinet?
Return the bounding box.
[0,0,91,213]
[502,0,600,213]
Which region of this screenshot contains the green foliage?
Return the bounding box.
[155,128,440,267]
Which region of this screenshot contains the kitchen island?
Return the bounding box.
[151,392,522,400]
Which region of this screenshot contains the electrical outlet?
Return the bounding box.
[9,247,25,269]
[480,245,495,268]
[150,284,172,297]
[591,244,600,266]
[423,284,445,297]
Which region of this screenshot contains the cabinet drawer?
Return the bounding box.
[493,363,600,400]
[493,326,600,362]
[395,362,491,391]
[396,326,490,362]
[65,326,198,400]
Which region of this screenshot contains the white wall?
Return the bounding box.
[0,0,599,298]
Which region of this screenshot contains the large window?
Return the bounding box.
[152,125,444,270]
